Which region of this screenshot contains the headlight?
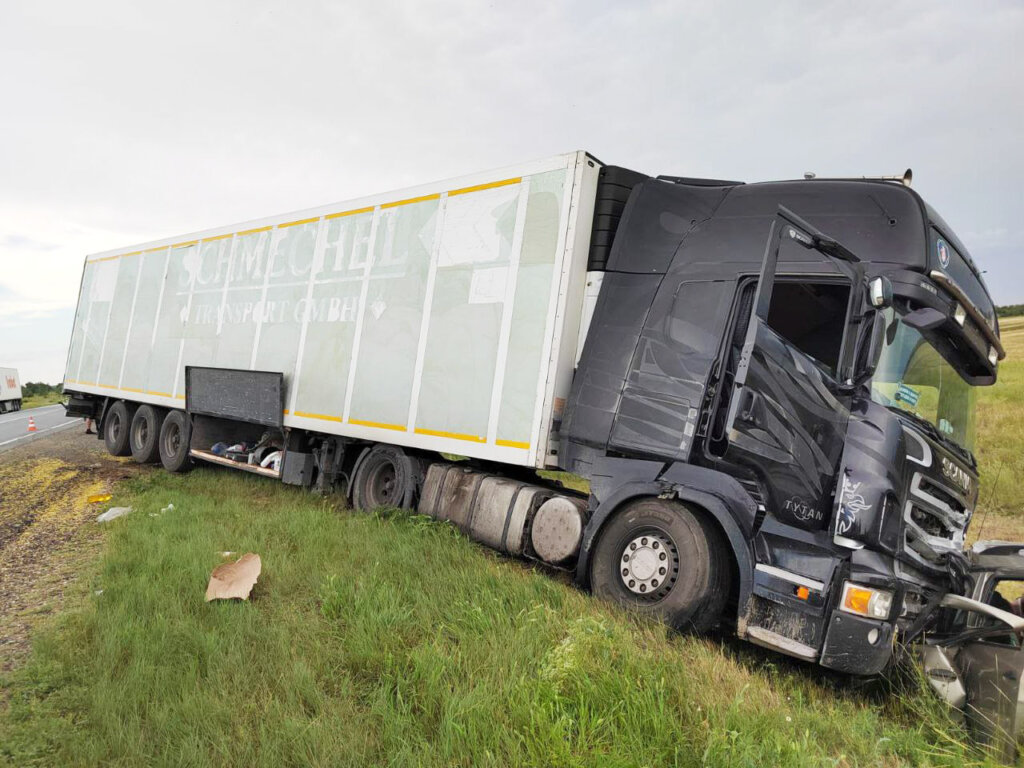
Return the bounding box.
[954,304,967,326]
[989,346,998,366]
[840,581,893,620]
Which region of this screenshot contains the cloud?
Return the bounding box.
[0,0,1022,383]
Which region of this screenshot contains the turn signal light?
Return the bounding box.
[840,581,893,620]
[795,586,810,601]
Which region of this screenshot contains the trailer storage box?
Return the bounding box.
[64,151,601,468]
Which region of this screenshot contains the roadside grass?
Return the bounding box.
[0,467,989,767]
[975,314,1024,524]
[20,393,62,410]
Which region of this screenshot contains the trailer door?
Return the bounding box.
[722,207,865,529]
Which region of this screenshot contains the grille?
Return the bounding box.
[903,471,972,567]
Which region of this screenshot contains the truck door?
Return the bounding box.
[721,207,866,529]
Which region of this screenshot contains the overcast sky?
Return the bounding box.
[1,0,1021,382]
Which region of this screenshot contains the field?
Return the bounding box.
[0,468,988,767]
[973,314,1024,532]
[20,392,63,410]
[1,319,1023,766]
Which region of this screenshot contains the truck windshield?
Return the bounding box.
[870,308,977,454]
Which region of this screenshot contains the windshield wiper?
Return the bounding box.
[886,406,976,468]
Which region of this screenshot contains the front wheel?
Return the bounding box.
[590,498,731,633]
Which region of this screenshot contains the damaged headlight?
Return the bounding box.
[840,581,893,620]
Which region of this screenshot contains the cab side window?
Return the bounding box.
[766,280,850,378]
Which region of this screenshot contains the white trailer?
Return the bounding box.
[64,151,601,469]
[0,367,22,412]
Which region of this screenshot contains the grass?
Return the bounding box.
[20,392,63,410]
[0,468,992,767]
[973,314,1024,525]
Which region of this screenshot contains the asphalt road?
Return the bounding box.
[0,404,83,452]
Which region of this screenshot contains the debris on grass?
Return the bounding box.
[96,506,132,523]
[86,493,112,503]
[205,553,261,602]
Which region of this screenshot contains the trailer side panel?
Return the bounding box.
[64,152,599,469]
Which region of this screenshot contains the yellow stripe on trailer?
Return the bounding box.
[496,439,530,450]
[350,418,407,432]
[326,205,375,220]
[449,177,521,197]
[294,410,344,423]
[415,427,486,443]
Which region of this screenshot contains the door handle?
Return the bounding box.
[737,390,760,424]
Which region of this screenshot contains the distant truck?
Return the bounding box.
[0,367,22,413]
[63,151,1023,748]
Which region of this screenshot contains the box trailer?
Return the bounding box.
[64,150,1024,750]
[64,151,596,469]
[0,367,22,412]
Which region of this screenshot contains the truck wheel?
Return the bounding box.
[130,405,165,464]
[159,410,194,473]
[590,499,731,633]
[351,444,422,511]
[103,400,136,457]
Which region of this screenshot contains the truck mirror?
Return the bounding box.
[841,310,887,393]
[868,276,892,308]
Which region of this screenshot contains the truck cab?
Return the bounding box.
[561,170,1003,677]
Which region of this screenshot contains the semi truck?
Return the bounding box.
[63,150,1024,748]
[0,367,22,412]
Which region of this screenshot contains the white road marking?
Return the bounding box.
[0,404,64,426]
[0,419,81,448]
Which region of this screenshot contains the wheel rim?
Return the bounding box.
[619,530,679,601]
[365,460,398,507]
[110,412,122,441]
[133,419,148,448]
[164,423,180,456]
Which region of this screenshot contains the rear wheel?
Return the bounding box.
[103,400,136,457]
[590,498,731,633]
[130,405,165,464]
[158,410,193,473]
[350,444,424,511]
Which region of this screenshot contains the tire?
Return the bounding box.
[158,410,194,473]
[590,498,731,633]
[130,405,165,464]
[350,444,424,511]
[103,400,136,457]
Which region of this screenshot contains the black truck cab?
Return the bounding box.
[561,170,1003,676]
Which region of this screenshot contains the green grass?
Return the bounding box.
[20,392,62,410]
[0,468,990,767]
[975,315,1024,520]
